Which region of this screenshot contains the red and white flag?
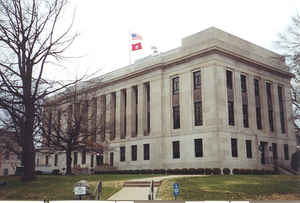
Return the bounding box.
[132,42,142,51]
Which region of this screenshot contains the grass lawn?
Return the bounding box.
[0,174,161,200]
[158,175,300,200]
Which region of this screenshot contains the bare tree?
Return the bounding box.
[276,13,300,132]
[0,0,77,181]
[41,84,107,175]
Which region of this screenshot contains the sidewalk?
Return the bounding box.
[108,175,204,200]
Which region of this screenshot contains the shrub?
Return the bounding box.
[35,170,42,175]
[52,169,60,175]
[212,168,221,175]
[188,168,197,174]
[223,168,231,175]
[196,168,205,174]
[205,168,212,175]
[232,168,240,175]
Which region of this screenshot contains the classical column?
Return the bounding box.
[115,91,121,140]
[126,88,133,137]
[247,75,256,130]
[138,84,146,136]
[234,71,243,128]
[180,71,193,130]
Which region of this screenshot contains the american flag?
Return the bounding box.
[131,33,143,40]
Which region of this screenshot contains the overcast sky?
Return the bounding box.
[48,0,300,82]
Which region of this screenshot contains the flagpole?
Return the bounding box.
[128,30,132,65]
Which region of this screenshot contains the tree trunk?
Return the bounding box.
[21,111,36,181]
[66,149,72,175]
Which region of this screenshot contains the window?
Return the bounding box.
[246,140,252,158]
[172,141,180,159]
[194,139,203,157]
[4,168,8,176]
[240,75,247,93]
[173,106,180,129]
[131,145,137,161]
[73,152,78,166]
[266,82,274,132]
[172,77,179,95]
[278,86,286,133]
[91,154,94,168]
[82,150,86,165]
[228,101,235,126]
[272,143,278,160]
[231,138,238,157]
[120,146,125,162]
[254,79,262,129]
[110,152,114,166]
[242,104,249,128]
[46,155,49,166]
[193,71,201,89]
[54,154,58,166]
[284,144,289,160]
[226,70,233,89]
[194,101,203,126]
[144,144,150,160]
[4,151,9,160]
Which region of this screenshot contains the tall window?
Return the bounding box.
[193,71,201,89]
[172,77,180,129]
[144,144,150,160]
[120,146,125,162]
[284,144,289,160]
[82,150,86,165]
[74,152,78,166]
[4,151,9,160]
[193,71,203,126]
[91,154,94,168]
[272,143,278,160]
[254,79,262,129]
[172,141,180,159]
[110,152,114,166]
[173,106,180,129]
[46,155,49,166]
[146,82,150,134]
[194,139,203,157]
[231,138,238,157]
[54,154,58,166]
[131,145,137,161]
[246,140,252,158]
[278,86,286,133]
[241,75,249,128]
[227,70,234,125]
[173,77,179,95]
[266,82,274,132]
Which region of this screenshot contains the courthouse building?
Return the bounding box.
[39,27,297,172]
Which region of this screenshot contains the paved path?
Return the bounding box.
[108,175,204,200]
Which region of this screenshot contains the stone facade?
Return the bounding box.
[39,27,296,172]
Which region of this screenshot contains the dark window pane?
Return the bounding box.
[272,143,278,160]
[226,70,233,89]
[74,152,77,165]
[194,139,203,157]
[172,141,180,159]
[54,154,58,166]
[246,140,252,158]
[172,77,179,95]
[266,82,274,132]
[173,106,180,129]
[254,79,260,96]
[228,101,235,126]
[193,71,201,89]
[256,107,262,129]
[144,144,150,160]
[91,154,94,168]
[120,146,125,162]
[110,152,114,166]
[243,104,249,128]
[194,101,203,126]
[241,75,247,93]
[231,138,238,157]
[284,144,289,160]
[131,145,137,161]
[82,150,86,165]
[278,86,286,133]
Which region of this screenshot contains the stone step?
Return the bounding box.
[123,180,162,187]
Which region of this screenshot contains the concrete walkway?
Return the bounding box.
[108,175,204,200]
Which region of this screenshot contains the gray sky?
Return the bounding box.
[47,0,300,82]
